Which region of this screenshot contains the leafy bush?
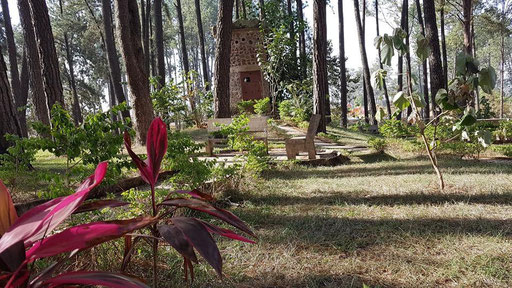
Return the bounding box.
[0,134,39,172]
[495,120,512,142]
[493,144,512,157]
[254,97,271,115]
[368,137,387,153]
[379,119,418,138]
[164,131,213,189]
[476,96,496,119]
[237,100,255,114]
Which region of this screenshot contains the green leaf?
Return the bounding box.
[374,35,383,49]
[373,69,388,90]
[479,66,497,94]
[411,93,426,108]
[455,53,467,76]
[379,35,394,66]
[435,89,458,111]
[457,110,477,127]
[375,107,387,123]
[415,35,430,61]
[475,130,492,148]
[393,91,410,111]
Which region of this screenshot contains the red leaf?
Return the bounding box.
[145,117,168,186]
[173,189,215,201]
[159,198,255,238]
[199,221,256,244]
[158,224,198,263]
[74,199,129,214]
[0,162,108,254]
[171,217,222,277]
[42,271,149,288]
[0,180,17,236]
[0,240,24,273]
[124,131,152,185]
[26,217,156,260]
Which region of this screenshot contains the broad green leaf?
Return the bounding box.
[379,35,394,66]
[393,91,410,111]
[374,35,383,49]
[475,130,492,148]
[415,35,430,61]
[457,110,477,127]
[479,66,497,94]
[375,107,386,123]
[373,69,388,90]
[435,88,458,111]
[411,92,426,108]
[455,53,467,76]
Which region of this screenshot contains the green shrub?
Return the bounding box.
[495,120,512,142]
[254,97,271,115]
[0,134,39,172]
[493,144,512,157]
[379,119,417,138]
[237,100,255,114]
[368,137,387,153]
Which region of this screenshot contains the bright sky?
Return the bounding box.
[8,0,394,70]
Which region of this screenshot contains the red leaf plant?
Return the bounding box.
[123,117,256,287]
[0,163,154,288]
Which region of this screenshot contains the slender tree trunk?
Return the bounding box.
[423,0,443,115]
[18,0,49,127]
[176,0,195,113]
[259,0,265,20]
[242,0,247,19]
[115,0,155,144]
[0,47,22,154]
[141,0,150,76]
[396,0,407,120]
[501,0,505,118]
[354,0,376,125]
[296,0,307,79]
[472,21,479,111]
[102,0,131,123]
[362,0,368,123]
[154,0,165,88]
[403,0,413,117]
[19,51,29,136]
[287,0,298,79]
[214,0,234,118]
[194,0,210,90]
[462,0,472,55]
[59,0,82,125]
[415,0,429,121]
[440,0,448,89]
[29,0,64,110]
[235,0,240,19]
[375,0,391,119]
[339,0,348,128]
[1,0,22,125]
[313,0,328,133]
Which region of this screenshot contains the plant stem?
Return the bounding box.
[151,185,158,288]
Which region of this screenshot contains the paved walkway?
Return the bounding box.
[198,125,368,164]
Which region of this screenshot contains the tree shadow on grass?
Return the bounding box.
[264,156,512,180]
[355,152,397,163]
[225,272,393,288]
[228,190,512,207]
[240,210,512,252]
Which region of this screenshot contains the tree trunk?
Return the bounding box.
[339,0,348,128]
[313,0,328,133]
[440,0,448,89]
[176,0,195,113]
[213,0,234,118]
[296,0,307,79]
[1,0,22,127]
[259,0,265,20]
[29,0,65,111]
[141,0,150,76]
[18,0,49,127]
[0,47,23,154]
[59,0,82,125]
[353,0,376,125]
[19,51,29,137]
[415,0,429,121]
[287,0,298,79]
[396,0,407,120]
[362,0,368,123]
[423,0,444,115]
[375,0,391,119]
[195,0,210,90]
[472,21,479,111]
[462,0,472,55]
[501,0,505,118]
[101,0,132,123]
[403,0,413,117]
[154,0,165,88]
[115,0,155,144]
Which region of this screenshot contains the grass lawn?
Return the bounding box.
[195,128,512,288]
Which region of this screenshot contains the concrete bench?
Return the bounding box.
[206,116,269,156]
[285,114,321,160]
